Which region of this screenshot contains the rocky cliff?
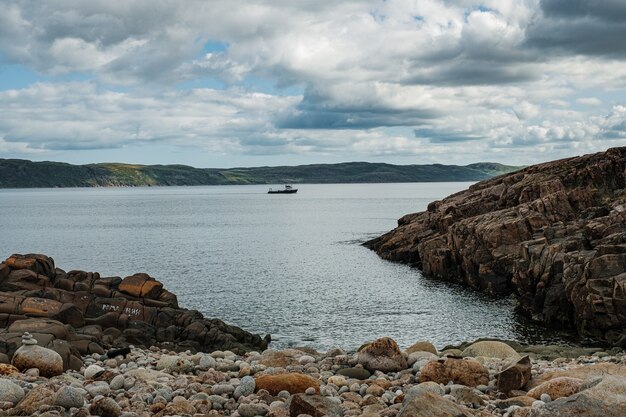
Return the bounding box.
[0,254,270,370]
[365,147,626,346]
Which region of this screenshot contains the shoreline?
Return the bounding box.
[0,336,624,417]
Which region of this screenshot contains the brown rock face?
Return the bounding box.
[0,254,270,361]
[255,373,321,395]
[289,394,343,417]
[418,357,489,387]
[365,147,626,345]
[398,390,481,417]
[497,356,531,393]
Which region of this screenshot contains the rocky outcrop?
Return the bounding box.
[365,147,626,345]
[0,253,270,366]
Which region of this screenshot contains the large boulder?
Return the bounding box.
[515,375,626,417]
[526,363,626,389]
[405,341,438,355]
[418,357,489,387]
[365,147,626,345]
[11,332,64,377]
[398,390,481,417]
[289,394,342,417]
[527,377,584,400]
[461,341,521,360]
[497,356,531,393]
[357,336,408,373]
[255,373,320,395]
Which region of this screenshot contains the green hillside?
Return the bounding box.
[0,159,521,188]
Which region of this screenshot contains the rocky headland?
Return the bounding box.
[365,147,626,347]
[0,253,270,371]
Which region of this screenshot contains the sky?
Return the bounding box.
[0,0,625,168]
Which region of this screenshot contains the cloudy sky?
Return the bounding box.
[0,0,625,167]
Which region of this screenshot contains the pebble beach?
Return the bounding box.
[0,336,624,417]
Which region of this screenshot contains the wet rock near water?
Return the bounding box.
[365,147,626,346]
[0,335,621,417]
[0,253,270,368]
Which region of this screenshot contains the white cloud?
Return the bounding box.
[576,98,602,106]
[0,0,624,165]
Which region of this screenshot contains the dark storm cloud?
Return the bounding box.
[275,88,439,130]
[403,59,540,86]
[540,0,626,21]
[525,0,626,57]
[414,128,483,143]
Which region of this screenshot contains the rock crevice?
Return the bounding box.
[365,147,626,345]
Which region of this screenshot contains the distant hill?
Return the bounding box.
[0,159,522,188]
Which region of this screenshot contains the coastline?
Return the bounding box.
[0,337,624,417]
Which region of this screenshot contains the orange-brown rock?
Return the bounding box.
[119,273,163,299]
[13,385,55,415]
[255,373,320,395]
[0,363,18,375]
[527,376,584,400]
[418,357,489,387]
[258,349,305,367]
[366,147,626,345]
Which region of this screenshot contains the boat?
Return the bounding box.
[268,185,298,194]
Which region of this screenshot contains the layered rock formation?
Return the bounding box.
[0,254,269,368]
[365,147,626,346]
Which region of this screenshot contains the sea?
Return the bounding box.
[0,183,577,351]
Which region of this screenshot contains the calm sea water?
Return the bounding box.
[0,183,575,350]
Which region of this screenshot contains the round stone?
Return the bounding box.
[55,386,85,409]
[212,384,235,395]
[110,375,125,390]
[238,403,268,417]
[85,381,111,397]
[305,387,316,395]
[299,355,316,365]
[84,364,105,379]
[0,379,24,404]
[540,393,552,402]
[198,355,217,370]
[234,376,255,399]
[89,396,121,417]
[12,344,63,377]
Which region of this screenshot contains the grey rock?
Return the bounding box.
[85,381,111,397]
[55,386,85,409]
[0,379,25,404]
[212,384,235,395]
[110,375,125,390]
[156,355,193,373]
[238,403,268,417]
[234,375,255,399]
